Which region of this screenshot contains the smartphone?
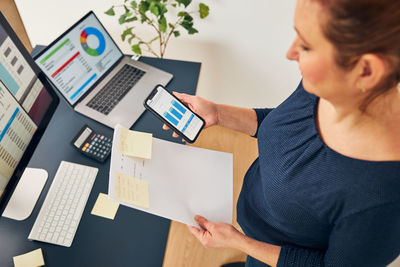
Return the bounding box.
[144,85,205,143]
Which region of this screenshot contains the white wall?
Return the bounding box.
[14,0,300,108]
[12,1,400,265]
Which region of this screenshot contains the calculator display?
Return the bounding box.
[73,127,93,148]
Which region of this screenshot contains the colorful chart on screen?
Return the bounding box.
[80,27,106,56]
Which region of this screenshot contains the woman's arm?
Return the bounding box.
[189,202,400,267]
[215,104,258,136]
[164,92,259,136]
[188,215,281,267]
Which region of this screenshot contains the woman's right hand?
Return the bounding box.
[162,92,219,138]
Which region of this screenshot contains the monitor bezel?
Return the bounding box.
[0,11,60,214]
[33,11,125,107]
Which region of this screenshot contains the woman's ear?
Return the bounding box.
[355,54,387,92]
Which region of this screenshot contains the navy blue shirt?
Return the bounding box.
[237,82,400,267]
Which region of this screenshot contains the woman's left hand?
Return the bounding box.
[187,215,244,249]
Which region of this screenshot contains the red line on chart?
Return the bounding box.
[51,51,80,78]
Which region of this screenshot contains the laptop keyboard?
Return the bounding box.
[86,64,145,115]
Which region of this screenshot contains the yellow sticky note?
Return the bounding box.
[91,193,119,220]
[118,127,152,159]
[114,172,149,209]
[13,248,45,267]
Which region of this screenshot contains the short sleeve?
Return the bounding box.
[252,108,274,138]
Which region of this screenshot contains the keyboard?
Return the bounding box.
[86,64,145,115]
[28,161,98,247]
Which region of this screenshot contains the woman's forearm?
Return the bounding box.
[216,104,258,136]
[233,232,281,267]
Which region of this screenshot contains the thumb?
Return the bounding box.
[173,92,193,104]
[195,215,212,230]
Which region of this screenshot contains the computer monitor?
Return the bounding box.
[0,12,59,218]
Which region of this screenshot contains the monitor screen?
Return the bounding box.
[0,12,59,208]
[34,12,123,106]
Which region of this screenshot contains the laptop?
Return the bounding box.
[33,11,173,129]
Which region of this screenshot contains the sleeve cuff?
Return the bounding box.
[252,108,273,138]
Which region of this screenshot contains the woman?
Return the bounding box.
[164,0,400,266]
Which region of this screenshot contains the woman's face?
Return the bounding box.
[286,0,357,102]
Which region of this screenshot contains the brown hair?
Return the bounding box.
[314,0,400,111]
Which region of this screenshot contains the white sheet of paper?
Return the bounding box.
[109,124,233,226]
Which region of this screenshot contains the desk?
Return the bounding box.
[0,46,201,267]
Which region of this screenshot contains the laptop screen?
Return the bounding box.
[34,12,123,105]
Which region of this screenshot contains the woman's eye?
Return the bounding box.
[300,44,310,51]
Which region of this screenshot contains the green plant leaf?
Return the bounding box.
[188,27,198,34]
[125,16,138,23]
[105,6,115,16]
[199,3,209,19]
[132,44,142,54]
[176,0,192,8]
[149,2,159,16]
[173,31,180,37]
[172,3,177,7]
[128,35,136,44]
[177,11,188,17]
[149,36,159,44]
[139,1,150,14]
[184,14,193,22]
[124,5,130,13]
[121,27,134,41]
[158,16,167,33]
[130,0,137,8]
[158,3,168,16]
[119,12,133,24]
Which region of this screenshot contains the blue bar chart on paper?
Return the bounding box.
[146,87,204,141]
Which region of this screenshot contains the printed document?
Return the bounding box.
[109,125,233,226]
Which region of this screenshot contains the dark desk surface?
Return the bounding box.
[0,48,201,267]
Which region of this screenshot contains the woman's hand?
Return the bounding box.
[188,215,281,266]
[187,215,244,249]
[162,92,219,139]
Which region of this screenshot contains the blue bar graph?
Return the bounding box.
[164,112,179,126]
[182,114,194,133]
[70,73,97,100]
[0,107,19,143]
[172,100,186,114]
[169,107,183,120]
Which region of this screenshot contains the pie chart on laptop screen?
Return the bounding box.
[80,27,106,56]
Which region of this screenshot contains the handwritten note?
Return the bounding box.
[118,127,152,159]
[13,248,45,267]
[91,193,119,220]
[114,172,149,209]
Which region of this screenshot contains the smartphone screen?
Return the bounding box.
[145,85,204,142]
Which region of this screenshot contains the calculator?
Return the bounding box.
[71,124,112,163]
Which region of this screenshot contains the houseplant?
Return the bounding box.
[105,0,210,58]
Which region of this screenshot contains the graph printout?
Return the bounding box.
[35,14,122,105]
